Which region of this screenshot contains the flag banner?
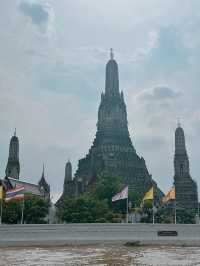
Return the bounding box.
[0,186,3,200]
[112,186,128,202]
[162,186,175,203]
[5,186,24,202]
[142,187,154,202]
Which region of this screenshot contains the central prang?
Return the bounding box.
[59,50,161,200]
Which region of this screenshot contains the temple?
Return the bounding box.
[174,123,198,216]
[59,50,162,200]
[2,132,50,200]
[38,164,50,200]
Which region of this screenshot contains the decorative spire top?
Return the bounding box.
[175,123,186,155]
[42,163,45,178]
[105,48,119,96]
[65,159,72,182]
[177,117,181,128]
[110,48,114,60]
[14,128,16,137]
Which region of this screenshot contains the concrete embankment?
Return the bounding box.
[0,223,200,247]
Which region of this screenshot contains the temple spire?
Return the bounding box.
[42,163,45,178]
[105,48,119,96]
[177,117,181,128]
[174,124,198,217]
[5,131,20,179]
[110,48,114,60]
[65,160,72,182]
[175,124,186,155]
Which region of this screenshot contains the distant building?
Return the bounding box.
[3,132,50,200]
[59,50,162,201]
[38,164,50,200]
[174,124,198,216]
[7,177,45,198]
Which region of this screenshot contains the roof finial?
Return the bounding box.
[177,117,181,127]
[14,128,16,136]
[110,48,114,60]
[42,163,45,177]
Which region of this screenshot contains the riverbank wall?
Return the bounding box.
[0,223,200,247]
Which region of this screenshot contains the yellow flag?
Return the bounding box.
[0,186,3,200]
[143,187,154,201]
[162,186,175,203]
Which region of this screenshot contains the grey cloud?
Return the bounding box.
[19,1,49,26]
[153,87,180,99]
[138,86,181,102]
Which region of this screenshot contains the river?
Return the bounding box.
[0,245,199,266]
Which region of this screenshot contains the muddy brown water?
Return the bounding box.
[0,245,199,266]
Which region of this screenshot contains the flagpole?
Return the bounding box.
[174,200,177,224]
[0,199,2,225]
[152,187,155,224]
[152,199,155,224]
[126,195,128,223]
[21,197,25,225]
[196,197,199,224]
[0,186,3,225]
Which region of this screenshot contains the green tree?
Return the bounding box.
[2,196,49,224]
[24,195,49,224]
[176,209,195,224]
[57,174,143,223]
[155,207,174,224]
[57,195,121,223]
[2,200,22,224]
[88,174,128,215]
[140,201,153,223]
[88,173,124,204]
[152,206,195,224]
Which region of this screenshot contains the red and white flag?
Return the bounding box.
[112,186,128,202]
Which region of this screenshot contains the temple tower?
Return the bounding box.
[57,160,75,204]
[65,160,72,182]
[72,50,154,196]
[5,129,20,179]
[63,160,73,194]
[174,123,198,216]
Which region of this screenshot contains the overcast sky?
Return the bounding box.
[1,0,200,201]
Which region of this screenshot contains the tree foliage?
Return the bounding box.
[2,200,21,224]
[57,195,121,223]
[140,201,154,223]
[141,204,197,224]
[24,195,49,224]
[57,174,198,224]
[57,174,130,223]
[2,195,49,224]
[176,209,195,224]
[88,173,124,204]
